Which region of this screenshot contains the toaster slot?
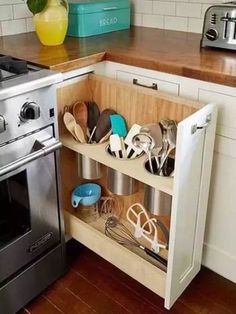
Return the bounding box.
[221,13,229,38]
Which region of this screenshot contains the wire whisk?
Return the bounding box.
[105,216,167,268]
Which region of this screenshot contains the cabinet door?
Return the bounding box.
[165,104,217,309]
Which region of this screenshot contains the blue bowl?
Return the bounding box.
[71,183,101,208]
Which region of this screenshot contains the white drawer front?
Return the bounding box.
[198,89,236,139]
[116,70,180,95]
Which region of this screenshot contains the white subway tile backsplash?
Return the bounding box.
[26,17,34,32]
[164,16,188,31]
[1,18,26,35]
[153,1,176,16]
[188,17,204,33]
[142,14,164,28]
[176,3,202,18]
[0,5,13,21]
[13,3,32,19]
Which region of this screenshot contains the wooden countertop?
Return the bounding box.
[0,26,236,87]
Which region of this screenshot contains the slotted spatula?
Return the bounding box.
[110,114,128,158]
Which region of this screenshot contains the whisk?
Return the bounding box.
[105,216,167,268]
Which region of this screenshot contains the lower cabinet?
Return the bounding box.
[57,73,217,309]
[203,135,236,283]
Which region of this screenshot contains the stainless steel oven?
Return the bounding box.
[0,126,62,283]
[0,57,66,314]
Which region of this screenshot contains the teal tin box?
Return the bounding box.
[68,0,130,37]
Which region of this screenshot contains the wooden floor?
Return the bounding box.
[19,240,236,314]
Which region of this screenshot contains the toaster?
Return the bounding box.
[201,2,236,50]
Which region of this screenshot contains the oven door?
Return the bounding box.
[0,126,62,283]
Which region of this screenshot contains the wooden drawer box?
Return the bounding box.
[57,74,217,309]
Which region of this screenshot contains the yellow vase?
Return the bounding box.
[33,0,68,46]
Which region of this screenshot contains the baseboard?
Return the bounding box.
[202,243,236,283]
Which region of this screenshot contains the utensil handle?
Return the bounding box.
[144,247,168,267]
[133,79,158,91]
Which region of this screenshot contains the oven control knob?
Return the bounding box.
[0,115,7,133]
[20,102,40,120]
[205,29,218,41]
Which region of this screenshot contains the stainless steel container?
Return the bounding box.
[77,154,102,180]
[107,167,138,195]
[144,184,172,216]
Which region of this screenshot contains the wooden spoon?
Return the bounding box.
[73,101,88,140]
[63,112,78,140]
[63,112,86,143]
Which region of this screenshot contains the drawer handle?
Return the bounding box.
[133,79,158,91]
[191,114,211,134]
[103,6,117,10]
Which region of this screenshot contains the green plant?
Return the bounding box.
[27,0,67,14]
[27,0,47,14]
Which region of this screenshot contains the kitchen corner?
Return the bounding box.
[0,3,236,313]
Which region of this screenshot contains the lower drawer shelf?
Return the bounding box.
[64,209,167,298]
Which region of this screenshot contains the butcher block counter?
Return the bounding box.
[0,26,235,87]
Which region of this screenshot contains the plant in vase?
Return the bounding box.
[27,0,68,46]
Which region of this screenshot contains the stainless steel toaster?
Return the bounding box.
[201,2,236,50]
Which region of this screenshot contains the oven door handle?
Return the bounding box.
[0,139,62,177]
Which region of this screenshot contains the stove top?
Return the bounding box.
[0,54,62,100]
[0,55,41,82]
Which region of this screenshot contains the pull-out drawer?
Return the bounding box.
[58,74,217,309]
[116,70,180,95]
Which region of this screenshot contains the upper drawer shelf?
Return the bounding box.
[61,135,174,195]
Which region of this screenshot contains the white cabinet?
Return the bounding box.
[203,135,236,283]
[58,73,217,309]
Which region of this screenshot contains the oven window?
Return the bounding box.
[0,170,31,249]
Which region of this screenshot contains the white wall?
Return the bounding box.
[131,0,224,33]
[0,0,33,36]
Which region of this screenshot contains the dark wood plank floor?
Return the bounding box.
[18,240,236,314]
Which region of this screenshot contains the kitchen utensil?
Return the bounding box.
[73,101,88,139]
[126,203,166,253]
[159,120,177,172]
[141,123,163,168]
[63,112,86,143]
[100,195,123,219]
[99,129,112,143]
[71,183,101,208]
[124,123,142,158]
[105,216,167,267]
[77,154,102,180]
[94,109,116,143]
[109,134,123,158]
[63,112,78,140]
[110,114,128,158]
[107,167,138,196]
[86,101,100,135]
[74,122,87,143]
[132,133,155,174]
